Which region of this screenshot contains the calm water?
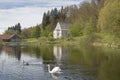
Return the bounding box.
[0,44,120,80]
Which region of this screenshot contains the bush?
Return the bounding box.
[38,37,48,41]
[0,38,3,45]
[48,37,56,42]
[80,34,102,45]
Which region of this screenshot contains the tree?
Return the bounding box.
[21,27,36,39]
[21,28,30,39]
[5,23,22,35]
[4,29,16,35]
[0,37,3,45]
[42,13,50,29]
[69,20,84,37]
[34,25,41,38]
[83,18,95,35]
[42,7,67,31]
[17,23,21,34]
[41,25,52,37]
[97,0,120,37]
[14,23,21,34]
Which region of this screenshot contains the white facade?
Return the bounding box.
[53,22,70,39]
[53,22,62,39]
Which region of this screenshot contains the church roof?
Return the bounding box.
[59,22,71,30]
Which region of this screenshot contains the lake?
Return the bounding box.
[0,44,120,80]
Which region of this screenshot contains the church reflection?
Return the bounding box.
[53,45,69,64]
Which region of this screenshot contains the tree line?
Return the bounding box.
[4,0,120,42]
[5,23,21,35]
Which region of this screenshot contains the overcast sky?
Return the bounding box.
[0,0,84,34]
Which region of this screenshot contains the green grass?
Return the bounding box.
[0,38,3,45]
[21,34,120,48]
[96,33,120,44]
[23,38,38,42]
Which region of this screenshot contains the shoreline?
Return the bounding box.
[1,37,120,49]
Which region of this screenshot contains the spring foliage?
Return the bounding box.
[97,0,120,37]
[4,0,120,42]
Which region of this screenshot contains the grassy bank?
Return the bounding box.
[22,33,120,48]
[92,33,120,48]
[0,38,4,45]
[1,33,120,49]
[78,33,120,48]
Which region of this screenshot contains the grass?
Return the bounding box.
[22,34,120,45]
[23,38,38,42]
[1,33,119,48]
[96,33,120,44]
[0,38,3,45]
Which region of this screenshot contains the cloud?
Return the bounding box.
[0,0,83,34]
[0,0,82,9]
[0,7,53,28]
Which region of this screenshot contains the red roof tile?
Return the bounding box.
[0,34,10,40]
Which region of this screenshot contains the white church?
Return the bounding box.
[53,22,71,39]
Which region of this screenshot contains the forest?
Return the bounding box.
[3,0,120,45]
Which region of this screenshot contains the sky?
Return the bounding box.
[0,0,84,34]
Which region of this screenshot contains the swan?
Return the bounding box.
[47,64,61,74]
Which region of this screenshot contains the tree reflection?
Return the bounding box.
[0,44,120,80]
[0,45,2,54]
[9,44,21,61]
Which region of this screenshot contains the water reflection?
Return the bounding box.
[53,46,69,64]
[50,73,61,80]
[0,44,21,61]
[53,46,62,63]
[0,44,120,80]
[10,44,21,61]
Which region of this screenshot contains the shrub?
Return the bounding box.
[0,38,3,45]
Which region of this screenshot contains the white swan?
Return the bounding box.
[47,64,61,74]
